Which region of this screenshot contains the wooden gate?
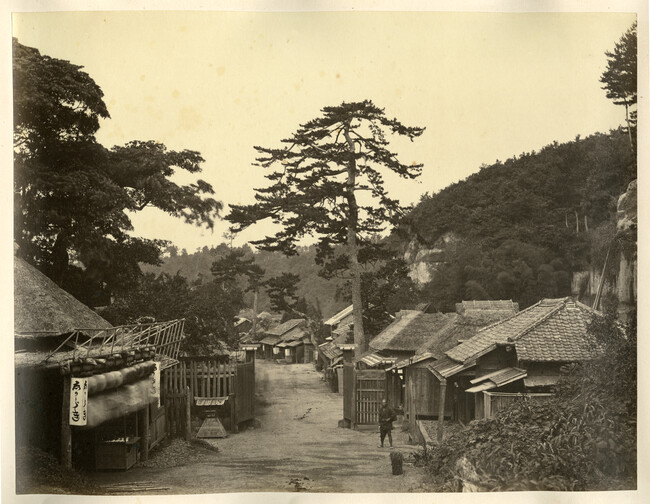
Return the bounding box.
[161,365,188,437]
[355,369,386,425]
[235,361,255,423]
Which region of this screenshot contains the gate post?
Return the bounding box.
[340,344,356,429]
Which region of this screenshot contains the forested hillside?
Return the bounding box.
[145,129,635,318]
[401,129,635,311]
[142,244,348,318]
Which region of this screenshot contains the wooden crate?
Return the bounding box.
[95,437,140,471]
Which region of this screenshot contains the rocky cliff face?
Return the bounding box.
[572,179,637,316]
[404,232,459,284]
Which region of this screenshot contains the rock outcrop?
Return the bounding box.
[404,232,459,284]
[572,179,637,317]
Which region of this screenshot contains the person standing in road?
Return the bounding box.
[378,398,397,448]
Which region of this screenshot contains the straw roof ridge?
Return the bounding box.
[14,256,112,335]
[370,311,455,353]
[266,318,306,336]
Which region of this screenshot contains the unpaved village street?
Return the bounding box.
[87,361,431,493]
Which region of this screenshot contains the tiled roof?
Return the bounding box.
[331,323,352,343]
[515,304,595,361]
[278,325,308,342]
[427,355,476,378]
[446,298,598,364]
[318,341,343,361]
[456,300,519,313]
[324,305,354,326]
[260,335,280,346]
[465,367,527,393]
[266,318,306,337]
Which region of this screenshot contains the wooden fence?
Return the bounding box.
[161,367,190,437]
[161,358,255,434]
[480,391,553,419]
[355,369,387,425]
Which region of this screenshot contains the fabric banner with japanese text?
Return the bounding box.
[69,377,89,426]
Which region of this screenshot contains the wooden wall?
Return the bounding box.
[475,347,517,374]
[405,366,453,435]
[479,391,553,419]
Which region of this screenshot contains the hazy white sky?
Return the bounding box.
[12,10,637,251]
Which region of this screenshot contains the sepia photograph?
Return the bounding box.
[4,0,647,501]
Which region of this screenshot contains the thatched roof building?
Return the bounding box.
[14,256,112,335]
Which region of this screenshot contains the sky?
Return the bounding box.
[12,9,638,252]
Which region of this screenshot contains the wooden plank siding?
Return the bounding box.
[479,391,553,419]
[343,363,355,422]
[405,367,454,435]
[235,361,255,423]
[161,359,251,433]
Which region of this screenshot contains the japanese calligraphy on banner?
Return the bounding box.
[69,377,88,426]
[150,362,161,407]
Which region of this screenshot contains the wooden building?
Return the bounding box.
[234,317,253,334]
[380,301,519,439]
[14,256,185,471]
[323,305,354,341]
[258,319,309,362]
[274,320,313,364]
[422,297,599,442]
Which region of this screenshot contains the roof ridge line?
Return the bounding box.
[574,299,603,316]
[511,298,569,342]
[471,298,544,336]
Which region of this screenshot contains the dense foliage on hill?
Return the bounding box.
[402,129,635,310]
[142,243,348,319]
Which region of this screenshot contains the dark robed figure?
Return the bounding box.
[378,399,397,448]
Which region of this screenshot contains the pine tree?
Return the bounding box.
[600,22,637,152]
[227,100,424,355]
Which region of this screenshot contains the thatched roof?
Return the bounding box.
[416,309,516,357]
[369,311,456,353]
[266,318,306,337]
[14,256,112,335]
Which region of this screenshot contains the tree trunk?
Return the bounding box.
[624,101,634,153]
[252,289,258,335]
[50,233,70,286]
[344,123,366,357]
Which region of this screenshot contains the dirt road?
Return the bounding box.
[88,361,431,493]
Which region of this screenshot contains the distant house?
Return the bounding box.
[259,318,313,363]
[316,341,344,392]
[323,305,354,342]
[234,317,253,334]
